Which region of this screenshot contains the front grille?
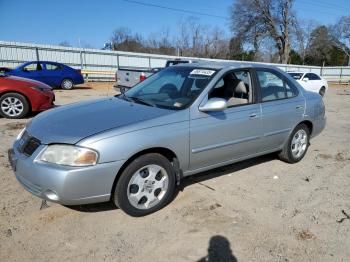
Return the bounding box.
[18,131,41,156]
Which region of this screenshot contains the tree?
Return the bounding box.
[228,35,245,60]
[306,26,332,66]
[58,41,71,47]
[110,27,144,52]
[330,16,350,65]
[292,20,318,65]
[230,0,296,63]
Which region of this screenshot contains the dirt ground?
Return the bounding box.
[0,82,349,262]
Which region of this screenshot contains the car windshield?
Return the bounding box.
[121,66,217,110]
[288,73,304,80]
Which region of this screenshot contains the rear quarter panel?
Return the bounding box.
[63,66,84,85]
[303,91,326,138]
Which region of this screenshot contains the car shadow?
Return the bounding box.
[66,153,276,213]
[53,85,92,90]
[65,201,117,213]
[177,153,276,193]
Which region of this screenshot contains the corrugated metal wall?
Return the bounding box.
[1,41,349,82]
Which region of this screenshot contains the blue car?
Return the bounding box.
[8,61,84,89]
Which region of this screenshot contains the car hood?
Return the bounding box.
[26,97,174,144]
[7,75,53,89]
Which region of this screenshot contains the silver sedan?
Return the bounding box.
[9,62,326,216]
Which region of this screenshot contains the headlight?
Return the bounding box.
[38,145,99,166]
[30,86,51,93]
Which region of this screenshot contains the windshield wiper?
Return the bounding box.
[127,96,156,107]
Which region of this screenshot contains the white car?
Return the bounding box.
[288,72,328,97]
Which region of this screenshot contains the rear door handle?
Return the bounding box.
[249,113,257,118]
[296,105,304,109]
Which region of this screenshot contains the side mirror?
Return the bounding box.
[199,98,227,112]
[303,77,309,82]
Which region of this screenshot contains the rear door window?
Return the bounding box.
[257,70,298,102]
[45,63,62,71]
[305,73,321,80]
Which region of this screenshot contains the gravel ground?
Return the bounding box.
[0,83,349,262]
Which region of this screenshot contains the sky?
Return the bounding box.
[0,0,349,49]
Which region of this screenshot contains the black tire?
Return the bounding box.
[319,86,326,97]
[114,153,176,216]
[278,123,310,163]
[0,93,29,119]
[61,78,74,90]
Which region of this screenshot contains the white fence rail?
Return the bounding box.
[1,41,349,83]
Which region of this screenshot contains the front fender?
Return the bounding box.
[79,120,190,171]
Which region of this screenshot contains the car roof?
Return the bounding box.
[175,60,280,71]
[22,61,63,65]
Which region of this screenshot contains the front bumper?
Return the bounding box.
[9,139,124,205]
[32,91,55,112]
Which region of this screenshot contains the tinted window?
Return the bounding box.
[257,70,298,102]
[305,73,321,80]
[46,63,61,70]
[23,63,43,71]
[288,73,303,80]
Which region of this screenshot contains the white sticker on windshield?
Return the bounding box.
[190,69,215,76]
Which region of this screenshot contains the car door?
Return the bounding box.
[18,62,45,83]
[257,68,305,151]
[302,73,321,92]
[189,69,262,171]
[43,63,64,87]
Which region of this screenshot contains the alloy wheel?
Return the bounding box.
[291,129,308,158]
[1,97,24,117]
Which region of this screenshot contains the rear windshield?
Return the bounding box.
[122,66,217,110]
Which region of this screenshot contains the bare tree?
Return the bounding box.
[110,27,145,52]
[176,18,190,56]
[231,0,296,63]
[58,41,71,47]
[330,16,350,65]
[293,20,318,64]
[230,0,266,61]
[111,27,132,47]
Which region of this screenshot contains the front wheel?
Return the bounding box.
[278,124,310,163]
[114,153,176,216]
[61,79,74,90]
[0,93,29,119]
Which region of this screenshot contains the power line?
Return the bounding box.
[302,0,349,10]
[122,0,229,20]
[295,1,347,18]
[298,0,349,13]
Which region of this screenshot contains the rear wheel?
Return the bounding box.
[0,93,29,119]
[61,79,74,90]
[278,124,310,163]
[319,86,326,97]
[114,153,176,216]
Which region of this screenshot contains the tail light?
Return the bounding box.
[76,69,82,74]
[140,73,146,82]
